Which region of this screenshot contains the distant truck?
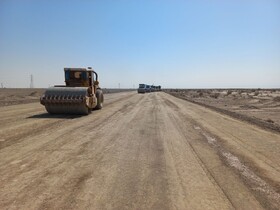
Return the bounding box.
[155,85,161,91]
[145,85,151,93]
[137,84,162,94]
[138,84,146,93]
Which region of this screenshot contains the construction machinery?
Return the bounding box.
[40,67,104,115]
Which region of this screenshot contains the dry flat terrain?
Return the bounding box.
[0,88,134,107]
[0,91,280,209]
[166,89,280,133]
[0,88,46,106]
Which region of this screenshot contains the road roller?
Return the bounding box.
[40,67,104,115]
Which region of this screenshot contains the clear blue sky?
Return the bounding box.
[0,0,279,88]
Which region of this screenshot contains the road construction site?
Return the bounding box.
[0,91,279,209]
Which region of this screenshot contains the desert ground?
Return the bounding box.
[0,88,133,107]
[0,89,279,209]
[166,89,280,133]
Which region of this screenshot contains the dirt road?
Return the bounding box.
[0,92,279,209]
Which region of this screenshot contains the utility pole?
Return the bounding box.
[1,83,3,88]
[118,83,120,89]
[30,74,34,88]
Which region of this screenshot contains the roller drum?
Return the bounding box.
[40,87,90,115]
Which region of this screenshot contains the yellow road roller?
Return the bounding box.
[40,67,104,115]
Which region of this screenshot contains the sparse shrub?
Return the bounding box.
[205,90,211,95]
[248,95,253,99]
[210,93,219,99]
[192,93,198,98]
[197,90,203,95]
[29,91,37,96]
[254,91,259,96]
[266,118,274,123]
[198,92,203,97]
[226,90,232,96]
[273,96,280,102]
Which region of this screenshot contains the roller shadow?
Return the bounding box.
[27,113,84,119]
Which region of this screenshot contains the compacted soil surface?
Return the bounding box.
[165,89,280,133]
[0,91,279,209]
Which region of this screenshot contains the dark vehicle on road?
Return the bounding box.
[145,85,151,92]
[138,84,146,94]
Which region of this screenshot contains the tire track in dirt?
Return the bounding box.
[156,94,234,209]
[0,92,135,150]
[162,93,279,209]
[161,97,237,208]
[0,93,144,209]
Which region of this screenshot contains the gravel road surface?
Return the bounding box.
[0,92,279,209]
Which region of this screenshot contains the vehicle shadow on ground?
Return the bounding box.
[27,113,83,119]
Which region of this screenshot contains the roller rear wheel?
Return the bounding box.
[95,89,104,110]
